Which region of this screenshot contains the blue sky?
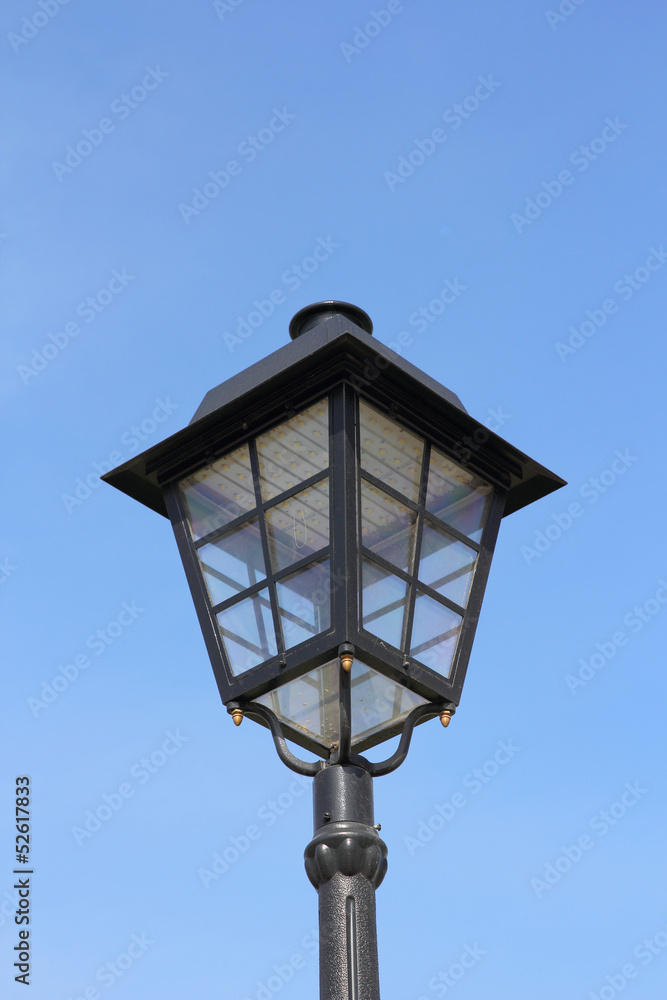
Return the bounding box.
[2,1,667,998]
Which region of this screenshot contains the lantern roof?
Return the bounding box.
[102,304,565,517]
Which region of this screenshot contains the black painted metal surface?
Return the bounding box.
[103,301,565,749]
[305,765,387,999]
[289,300,373,340]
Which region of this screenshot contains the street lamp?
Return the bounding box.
[103,301,564,998]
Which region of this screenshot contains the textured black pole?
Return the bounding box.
[304,764,387,1000]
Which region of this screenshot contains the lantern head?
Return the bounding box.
[104,302,564,765]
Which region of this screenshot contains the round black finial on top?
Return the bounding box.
[289,300,373,340]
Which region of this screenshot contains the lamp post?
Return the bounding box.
[103,301,564,998]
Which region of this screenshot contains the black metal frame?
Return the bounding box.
[161,384,341,728]
[166,394,335,673]
[161,380,506,758]
[352,392,507,707]
[104,310,565,761]
[238,697,451,777]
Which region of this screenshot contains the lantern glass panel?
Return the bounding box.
[256,659,339,748]
[361,559,408,649]
[419,523,476,608]
[265,479,330,572]
[410,591,462,676]
[425,447,491,542]
[257,399,329,501]
[198,519,266,606]
[276,559,332,649]
[360,481,417,572]
[180,444,255,540]
[359,400,424,503]
[216,588,277,675]
[350,660,427,744]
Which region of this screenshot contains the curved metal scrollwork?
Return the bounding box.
[235,699,453,779]
[243,701,327,777]
[353,703,449,777]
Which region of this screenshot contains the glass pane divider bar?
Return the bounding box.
[249,439,284,657]
[421,511,482,551]
[192,508,258,549]
[359,470,422,514]
[359,469,482,552]
[401,440,431,653]
[337,383,359,639]
[192,468,331,550]
[361,547,467,618]
[208,548,331,616]
[259,468,331,510]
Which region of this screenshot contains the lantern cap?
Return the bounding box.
[102,302,565,524]
[189,305,465,426]
[289,301,373,340]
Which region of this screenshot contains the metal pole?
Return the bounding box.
[304,764,387,1000]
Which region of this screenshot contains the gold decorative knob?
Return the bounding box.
[340,653,353,673]
[439,709,453,728]
[231,708,244,727]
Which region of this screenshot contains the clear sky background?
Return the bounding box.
[2,1,667,998]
